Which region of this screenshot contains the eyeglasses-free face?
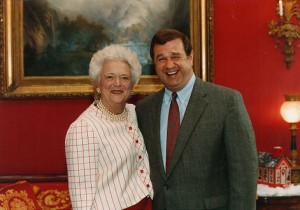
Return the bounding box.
[98,60,134,113]
[153,38,194,92]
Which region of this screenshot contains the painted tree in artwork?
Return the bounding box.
[24,0,109,76]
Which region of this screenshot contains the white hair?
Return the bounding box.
[89,45,142,86]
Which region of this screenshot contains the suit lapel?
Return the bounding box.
[167,79,208,176]
[149,89,167,179]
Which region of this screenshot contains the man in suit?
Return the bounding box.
[136,29,258,210]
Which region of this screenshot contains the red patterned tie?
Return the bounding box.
[166,92,180,173]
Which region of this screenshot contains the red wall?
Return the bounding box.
[214,1,300,158]
[0,99,92,174]
[0,0,300,175]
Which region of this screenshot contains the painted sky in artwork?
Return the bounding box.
[47,0,172,30]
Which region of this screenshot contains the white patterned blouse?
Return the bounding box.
[65,101,153,210]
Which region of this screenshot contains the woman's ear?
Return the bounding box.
[96,87,101,94]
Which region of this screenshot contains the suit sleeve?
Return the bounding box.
[224,91,258,210]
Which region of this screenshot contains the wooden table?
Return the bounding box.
[257,196,300,210]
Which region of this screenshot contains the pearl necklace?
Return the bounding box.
[96,100,128,121]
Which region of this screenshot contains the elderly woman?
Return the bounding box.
[65,45,153,210]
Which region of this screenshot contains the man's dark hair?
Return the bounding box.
[150,29,193,60]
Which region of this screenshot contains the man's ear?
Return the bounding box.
[188,50,194,65]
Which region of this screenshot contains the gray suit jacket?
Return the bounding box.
[136,78,258,210]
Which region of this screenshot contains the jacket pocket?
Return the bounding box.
[204,195,228,209]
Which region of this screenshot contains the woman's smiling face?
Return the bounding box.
[98,60,133,111]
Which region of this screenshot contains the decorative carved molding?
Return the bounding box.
[0,1,5,97]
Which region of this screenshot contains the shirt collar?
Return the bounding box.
[163,74,196,104]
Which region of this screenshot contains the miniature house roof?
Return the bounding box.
[258,152,291,168]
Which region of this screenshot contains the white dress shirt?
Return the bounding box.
[160,74,196,171]
[65,102,153,210]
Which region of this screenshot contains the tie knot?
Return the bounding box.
[172,92,177,101]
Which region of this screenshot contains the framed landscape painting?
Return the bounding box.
[0,0,213,99]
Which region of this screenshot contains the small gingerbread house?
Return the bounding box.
[258,151,292,188]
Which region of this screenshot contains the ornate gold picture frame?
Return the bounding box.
[0,0,213,99]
